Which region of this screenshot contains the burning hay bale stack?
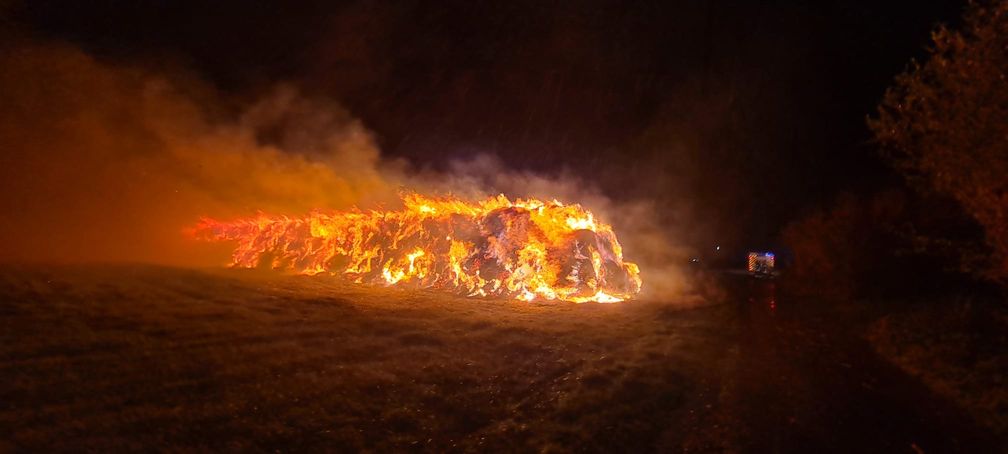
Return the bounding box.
[193,193,641,303]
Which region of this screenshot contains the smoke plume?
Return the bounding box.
[0,41,689,297]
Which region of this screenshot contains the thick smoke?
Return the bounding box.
[0,42,689,297]
[0,43,404,265]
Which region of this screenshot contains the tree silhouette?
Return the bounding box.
[870,1,1008,282]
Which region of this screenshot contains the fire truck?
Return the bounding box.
[747,252,775,277]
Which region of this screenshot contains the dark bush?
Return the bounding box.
[781,188,989,299]
[781,192,905,298]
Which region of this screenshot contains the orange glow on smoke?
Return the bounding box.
[191,192,642,303]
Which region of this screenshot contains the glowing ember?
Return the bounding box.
[192,193,642,303]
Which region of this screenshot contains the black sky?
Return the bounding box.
[6,0,965,248]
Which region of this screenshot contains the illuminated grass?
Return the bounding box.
[0,265,725,451]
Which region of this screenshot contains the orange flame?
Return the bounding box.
[191,192,641,303]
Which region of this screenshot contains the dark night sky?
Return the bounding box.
[5,0,965,248]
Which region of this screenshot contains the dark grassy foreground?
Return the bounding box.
[867,298,1008,438]
[1,265,1000,452]
[0,265,732,452]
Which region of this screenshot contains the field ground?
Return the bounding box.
[0,265,1000,451]
[868,297,1008,439]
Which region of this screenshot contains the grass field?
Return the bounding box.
[0,265,733,451]
[867,297,1008,438]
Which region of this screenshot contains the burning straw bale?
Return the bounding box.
[193,192,642,303]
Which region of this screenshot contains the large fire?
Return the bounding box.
[192,193,642,303]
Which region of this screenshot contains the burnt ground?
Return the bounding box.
[0,265,1000,452]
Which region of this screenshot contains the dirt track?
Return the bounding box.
[0,265,997,451]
